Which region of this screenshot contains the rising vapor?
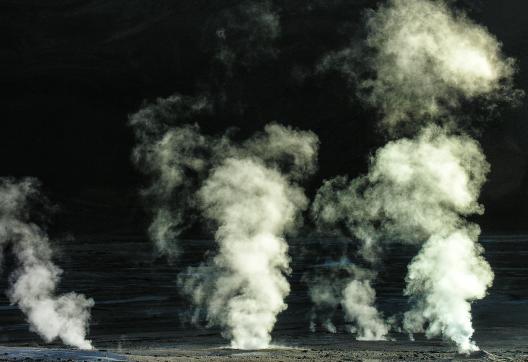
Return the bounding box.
[314,126,489,258]
[184,124,317,349]
[303,257,388,340]
[198,157,307,349]
[316,127,492,351]
[320,0,519,133]
[130,95,217,258]
[133,104,319,349]
[313,0,520,353]
[0,178,93,349]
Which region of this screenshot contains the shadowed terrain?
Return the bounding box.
[0,235,526,360]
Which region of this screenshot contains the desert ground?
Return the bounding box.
[0,235,526,361]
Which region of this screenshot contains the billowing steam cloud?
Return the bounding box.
[130,94,319,265]
[182,124,317,349]
[0,178,93,349]
[362,0,516,129]
[312,0,519,353]
[315,126,492,351]
[314,126,489,260]
[320,0,519,133]
[197,157,307,349]
[131,98,319,349]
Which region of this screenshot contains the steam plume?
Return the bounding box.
[0,178,93,349]
[404,229,493,353]
[341,279,388,341]
[130,95,215,258]
[304,261,388,339]
[178,123,318,349]
[198,158,306,348]
[304,271,341,333]
[313,0,520,352]
[313,126,493,350]
[131,98,319,349]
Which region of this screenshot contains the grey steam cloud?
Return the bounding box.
[130,95,215,258]
[304,261,388,340]
[313,0,519,353]
[131,96,319,349]
[0,178,93,349]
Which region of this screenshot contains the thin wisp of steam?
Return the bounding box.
[303,259,388,340]
[341,279,388,341]
[129,95,216,258]
[0,178,93,350]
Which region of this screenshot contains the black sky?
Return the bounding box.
[1,0,528,236]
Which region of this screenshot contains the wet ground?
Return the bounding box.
[0,234,526,360]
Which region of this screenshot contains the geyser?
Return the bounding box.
[312,0,520,353]
[0,178,94,349]
[183,123,318,349]
[131,97,319,349]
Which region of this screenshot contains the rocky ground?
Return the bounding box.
[0,342,527,362]
[124,346,528,362]
[0,237,526,361]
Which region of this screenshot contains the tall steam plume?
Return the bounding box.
[131,97,319,349]
[0,178,93,349]
[197,157,306,348]
[182,124,318,349]
[315,126,493,351]
[313,0,520,353]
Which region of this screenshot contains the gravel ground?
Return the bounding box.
[1,343,526,362]
[124,346,528,362]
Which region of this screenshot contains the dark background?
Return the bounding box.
[1,0,528,238]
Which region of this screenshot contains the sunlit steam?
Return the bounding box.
[129,95,214,258]
[320,0,518,133]
[134,111,319,348]
[363,0,518,131]
[313,0,519,353]
[198,157,307,349]
[0,178,93,349]
[353,127,491,352]
[404,229,493,353]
